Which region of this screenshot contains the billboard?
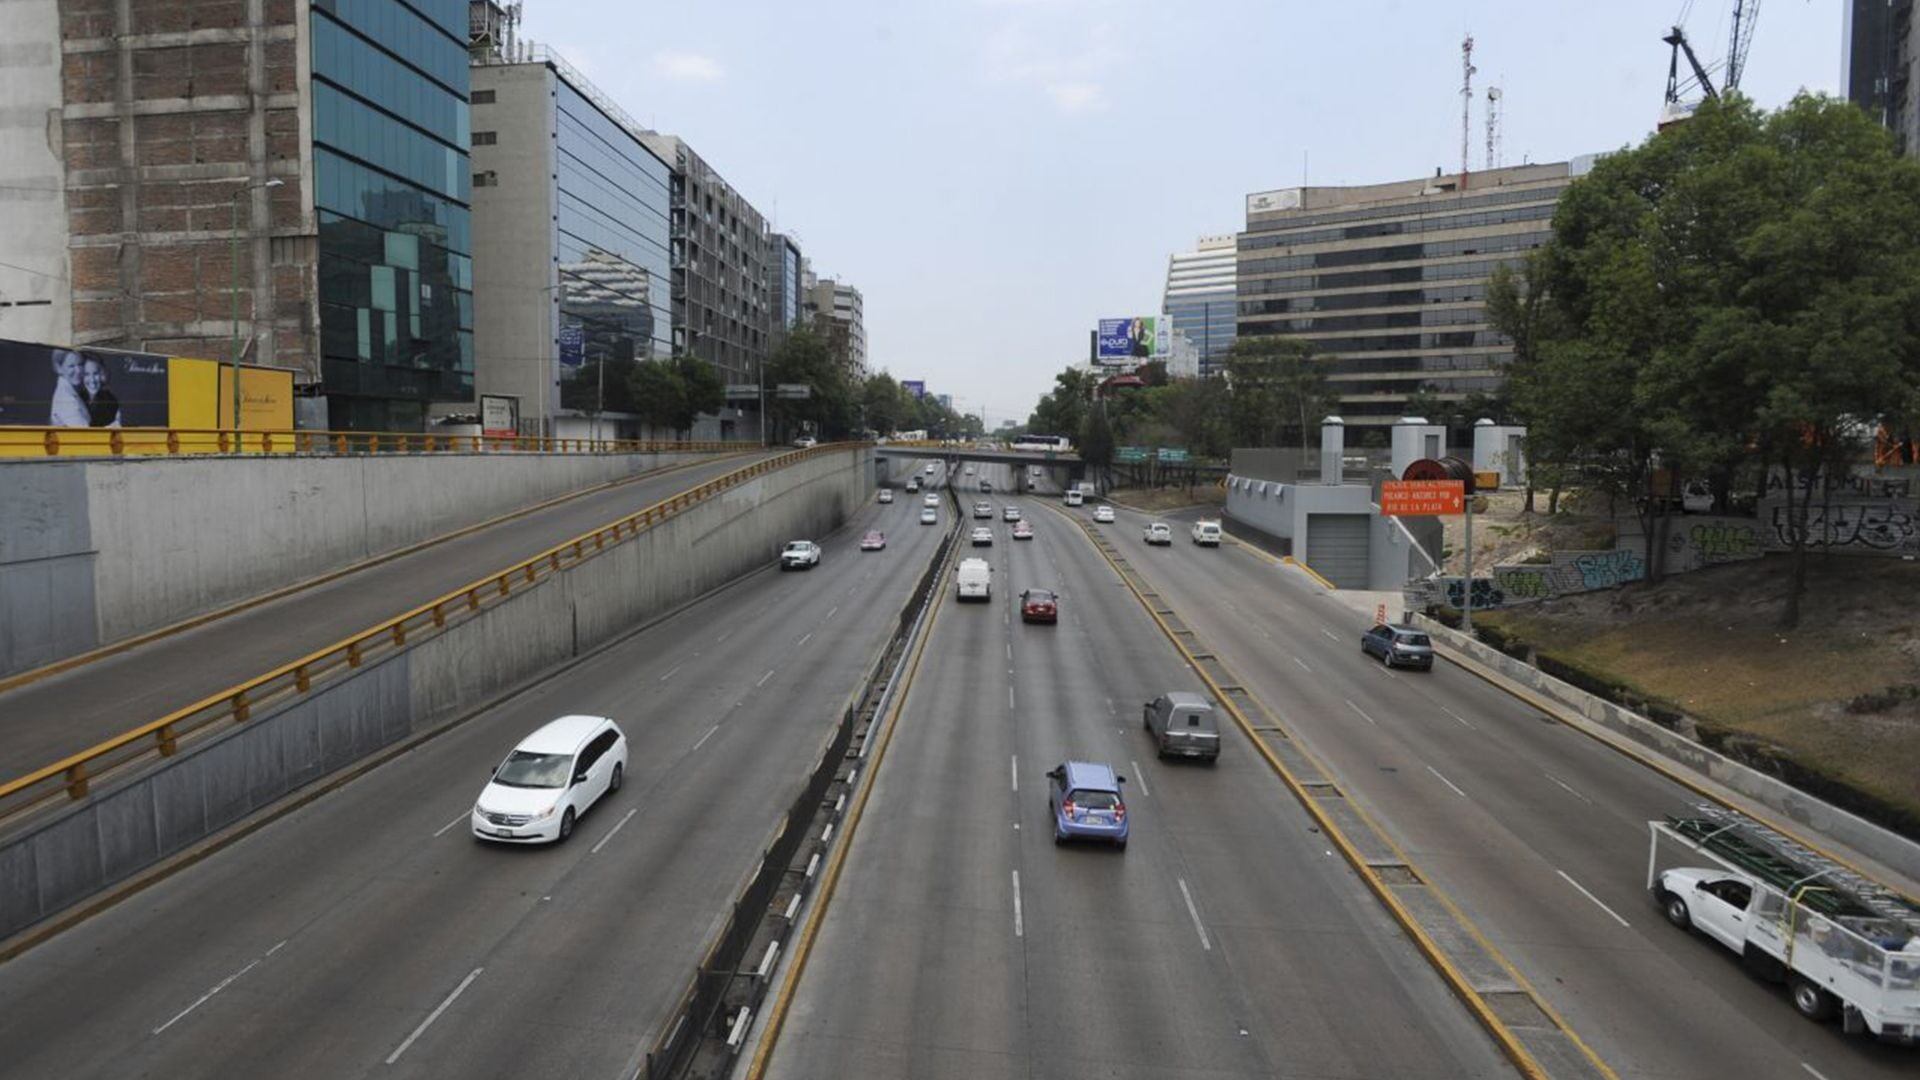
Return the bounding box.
[1381,479,1465,516]
[1096,317,1156,364]
[480,394,518,438]
[901,380,926,399]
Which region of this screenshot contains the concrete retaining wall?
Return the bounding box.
[0,448,870,940]
[1414,614,1920,884]
[0,449,726,678]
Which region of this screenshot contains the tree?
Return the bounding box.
[628,359,686,438]
[766,327,858,440]
[1080,402,1114,479]
[673,355,724,435]
[1224,336,1331,450]
[560,356,640,415]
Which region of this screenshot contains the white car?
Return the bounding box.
[1190,520,1221,546]
[1143,522,1172,545]
[1002,506,1021,522]
[780,540,823,570]
[924,493,940,507]
[920,507,938,525]
[1093,505,1116,523]
[793,435,818,449]
[472,715,627,844]
[971,526,994,546]
[924,464,937,475]
[973,501,993,519]
[878,488,895,504]
[965,465,975,475]
[956,557,992,601]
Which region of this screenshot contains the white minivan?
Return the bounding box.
[956,557,992,601]
[1064,489,1085,507]
[1190,520,1222,546]
[472,715,628,844]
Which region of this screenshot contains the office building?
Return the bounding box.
[805,274,866,379]
[0,0,476,430]
[1162,234,1236,377]
[1236,161,1581,438]
[768,233,806,345]
[1845,0,1920,154]
[468,41,673,435]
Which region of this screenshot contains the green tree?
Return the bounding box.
[1224,336,1331,450]
[1080,402,1114,475]
[673,355,724,435]
[560,356,640,415]
[627,359,687,438]
[766,327,858,440]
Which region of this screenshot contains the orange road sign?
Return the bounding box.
[1381,479,1465,515]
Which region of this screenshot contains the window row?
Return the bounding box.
[1242,231,1545,276]
[312,0,468,90]
[316,152,472,256]
[1247,182,1567,234]
[312,13,468,147]
[1239,255,1523,295]
[314,82,466,202]
[1241,203,1557,250]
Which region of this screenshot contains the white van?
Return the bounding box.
[956,557,992,601]
[1190,520,1222,546]
[1064,489,1085,507]
[471,715,627,844]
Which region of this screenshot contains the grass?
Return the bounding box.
[1107,484,1225,513]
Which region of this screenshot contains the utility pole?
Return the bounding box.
[1460,35,1476,187]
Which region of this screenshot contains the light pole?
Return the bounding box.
[229,177,283,445]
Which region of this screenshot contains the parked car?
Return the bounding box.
[1020,588,1058,624]
[1143,522,1172,545]
[971,526,994,546]
[860,530,887,551]
[920,507,939,525]
[780,540,822,570]
[1002,506,1021,522]
[792,435,818,449]
[1190,520,1221,546]
[956,557,992,601]
[1142,691,1221,762]
[471,715,627,844]
[877,488,894,504]
[973,501,993,519]
[1047,761,1128,849]
[1093,505,1115,523]
[1360,624,1433,670]
[1012,521,1034,541]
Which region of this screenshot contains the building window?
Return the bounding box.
[471,89,495,104]
[473,171,497,187]
[472,131,497,146]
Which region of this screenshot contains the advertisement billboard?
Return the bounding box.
[480,394,518,438]
[1096,317,1156,364]
[901,380,926,399]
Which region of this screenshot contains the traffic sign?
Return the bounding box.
[1116,446,1148,463]
[1157,447,1189,463]
[1380,479,1465,515]
[775,383,812,400]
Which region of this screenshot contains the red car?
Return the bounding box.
[1020,588,1058,624]
[860,530,886,551]
[1012,521,1034,540]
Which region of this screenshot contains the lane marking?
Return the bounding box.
[385,967,484,1064]
[1008,685,1015,710]
[1344,699,1377,726]
[1006,642,1012,661]
[432,811,468,838]
[692,723,720,752]
[1557,870,1631,928]
[1321,627,1341,642]
[1011,870,1024,938]
[1427,765,1468,799]
[1010,755,1018,792]
[659,663,682,683]
[1802,1064,1833,1080]
[1440,705,1477,730]
[715,629,734,645]
[1177,878,1213,951]
[825,605,839,621]
[1129,762,1149,797]
[796,632,814,648]
[590,807,639,854]
[757,668,775,688]
[1291,655,1312,673]
[152,952,270,1034]
[1544,772,1593,805]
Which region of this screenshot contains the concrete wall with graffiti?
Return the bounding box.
[1434,495,1917,609]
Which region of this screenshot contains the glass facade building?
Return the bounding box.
[1236,164,1575,432]
[311,0,473,430]
[1163,235,1238,378]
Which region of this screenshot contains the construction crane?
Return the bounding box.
[1664,0,1766,117]
[1725,0,1760,93]
[1663,24,1717,107]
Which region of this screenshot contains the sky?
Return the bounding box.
[517,0,1848,429]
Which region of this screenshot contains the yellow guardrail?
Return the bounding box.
[0,426,742,458]
[0,442,867,828]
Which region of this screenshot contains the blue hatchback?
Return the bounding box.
[1047,761,1129,849]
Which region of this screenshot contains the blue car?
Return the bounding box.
[1047,761,1129,849]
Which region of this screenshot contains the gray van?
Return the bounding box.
[1142,691,1221,762]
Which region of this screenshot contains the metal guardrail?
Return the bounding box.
[0,443,861,830]
[0,426,741,458]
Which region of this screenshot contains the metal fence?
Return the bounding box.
[0,426,740,459]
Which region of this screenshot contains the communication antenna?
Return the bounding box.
[1485,86,1503,171]
[1459,35,1477,187]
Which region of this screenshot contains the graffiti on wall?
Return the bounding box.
[1770,500,1916,554]
[1440,576,1506,610]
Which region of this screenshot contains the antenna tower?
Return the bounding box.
[1485,86,1502,171]
[1459,35,1477,186]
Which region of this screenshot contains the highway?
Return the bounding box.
[0,450,767,788]
[765,464,1516,1080]
[0,459,943,1080]
[1060,497,1915,1080]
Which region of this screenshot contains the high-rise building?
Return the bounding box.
[1162,234,1237,377]
[1845,0,1920,154]
[805,274,866,379]
[1236,161,1583,438]
[0,0,476,430]
[468,42,673,435]
[767,232,807,355]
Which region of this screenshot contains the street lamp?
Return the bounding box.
[230,177,283,446]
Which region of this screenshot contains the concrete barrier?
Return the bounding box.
[0,448,731,678]
[1414,614,1920,885]
[0,448,870,941]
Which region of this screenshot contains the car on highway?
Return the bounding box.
[973,501,993,519]
[1361,624,1434,670]
[956,557,992,601]
[1012,521,1034,540]
[1002,506,1021,522]
[1093,504,1115,523]
[980,478,993,493]
[1046,761,1128,849]
[1143,522,1172,545]
[780,540,823,570]
[965,464,975,474]
[924,463,937,475]
[1064,489,1084,507]
[472,715,627,844]
[1019,588,1057,624]
[905,477,920,492]
[924,493,941,507]
[920,507,938,525]
[971,526,994,546]
[878,488,894,504]
[860,530,887,551]
[793,435,818,449]
[1190,520,1221,546]
[1143,691,1221,762]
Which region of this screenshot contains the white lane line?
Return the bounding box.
[1344,699,1377,726]
[757,668,775,688]
[432,811,468,838]
[1802,1063,1833,1080]
[265,940,287,957]
[1557,869,1631,928]
[1544,772,1593,805]
[659,663,682,682]
[1320,627,1340,641]
[825,605,839,621]
[1008,685,1015,710]
[715,629,734,645]
[692,724,720,752]
[590,807,640,854]
[385,967,484,1064]
[1426,765,1468,799]
[1011,870,1024,937]
[1291,655,1312,672]
[1177,879,1213,951]
[1006,642,1012,661]
[1129,762,1149,798]
[153,953,269,1034]
[796,632,813,648]
[1010,755,1019,791]
[1440,705,1477,730]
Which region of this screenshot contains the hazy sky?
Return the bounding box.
[519,0,1846,428]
